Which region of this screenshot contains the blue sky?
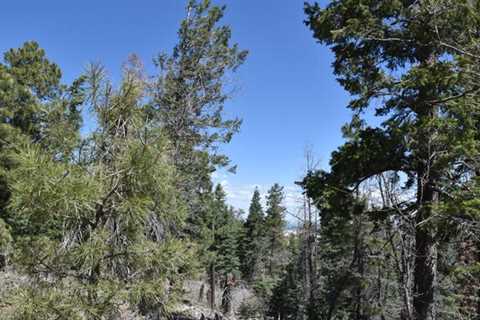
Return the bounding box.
[1,0,353,217]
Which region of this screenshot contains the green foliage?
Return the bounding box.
[267,235,302,320]
[0,218,12,254]
[4,41,61,99]
[0,41,86,243]
[264,184,287,277]
[304,0,480,319]
[152,0,248,213]
[195,184,243,278]
[0,41,84,146]
[0,47,197,319]
[240,188,265,281]
[0,1,249,317]
[211,185,242,276]
[247,183,290,315]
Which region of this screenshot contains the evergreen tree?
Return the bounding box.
[264,183,286,281]
[298,170,414,320]
[216,204,243,315]
[268,235,303,320]
[241,188,265,281]
[0,54,196,319]
[0,41,85,269]
[151,0,248,227]
[0,3,249,319]
[305,1,480,318]
[194,184,244,313]
[211,185,242,278]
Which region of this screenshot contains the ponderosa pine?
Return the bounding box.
[0,48,196,320]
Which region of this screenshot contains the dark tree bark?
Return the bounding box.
[0,253,5,270]
[413,169,438,320]
[208,263,216,310]
[221,274,233,315]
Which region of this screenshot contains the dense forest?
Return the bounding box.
[1,0,480,319]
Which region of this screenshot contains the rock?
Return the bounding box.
[171,304,231,320]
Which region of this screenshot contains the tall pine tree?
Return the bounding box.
[151,0,248,228]
[241,188,265,282]
[305,1,480,318]
[262,184,288,288]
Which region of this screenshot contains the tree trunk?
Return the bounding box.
[352,211,366,320]
[208,263,216,310]
[303,195,313,320]
[199,282,205,302]
[221,274,233,315]
[413,174,438,320]
[412,69,440,319]
[0,253,5,270]
[457,238,480,318]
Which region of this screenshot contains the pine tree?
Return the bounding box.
[305,1,480,318]
[0,3,249,319]
[0,41,85,268]
[262,184,288,286]
[240,185,289,317]
[241,188,265,281]
[212,185,242,278]
[216,205,243,315]
[0,55,196,319]
[299,170,410,320]
[268,235,303,320]
[195,184,243,312]
[151,0,248,226]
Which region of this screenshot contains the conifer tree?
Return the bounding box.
[0,2,250,318]
[151,0,248,224]
[0,41,85,269]
[241,188,265,281]
[211,185,242,278]
[268,235,302,320]
[0,54,196,319]
[263,184,287,284]
[195,184,243,311]
[305,1,480,318]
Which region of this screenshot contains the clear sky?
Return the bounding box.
[1,0,353,217]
